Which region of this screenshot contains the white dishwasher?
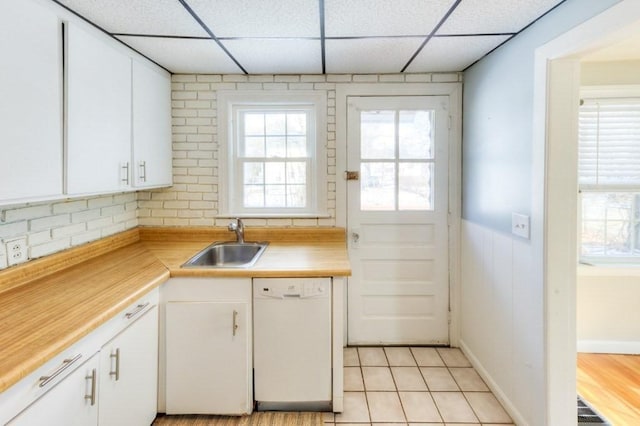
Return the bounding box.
[253,277,332,411]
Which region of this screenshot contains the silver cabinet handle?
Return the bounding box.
[85,368,97,406]
[39,354,82,388]
[139,161,147,183]
[121,162,130,185]
[352,232,360,243]
[232,310,238,336]
[109,348,120,381]
[125,302,149,320]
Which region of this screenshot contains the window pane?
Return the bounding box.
[287,136,307,157]
[265,137,286,158]
[243,162,263,184]
[361,162,395,210]
[581,193,607,220]
[605,220,631,255]
[581,220,605,256]
[399,111,433,159]
[361,111,395,159]
[265,185,286,207]
[287,113,307,135]
[606,193,632,220]
[244,113,264,135]
[244,185,264,207]
[287,185,306,208]
[265,113,286,135]
[286,162,306,184]
[399,162,433,210]
[244,136,265,157]
[265,162,285,184]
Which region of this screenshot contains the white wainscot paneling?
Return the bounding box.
[459,220,543,426]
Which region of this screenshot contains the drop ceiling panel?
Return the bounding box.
[324,0,456,37]
[55,0,208,37]
[117,36,242,74]
[222,39,322,74]
[437,0,563,34]
[405,35,510,72]
[326,38,424,74]
[187,0,320,37]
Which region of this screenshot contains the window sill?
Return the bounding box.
[217,212,332,219]
[578,263,640,277]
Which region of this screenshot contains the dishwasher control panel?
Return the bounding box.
[255,278,330,299]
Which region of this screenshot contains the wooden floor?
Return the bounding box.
[577,353,640,425]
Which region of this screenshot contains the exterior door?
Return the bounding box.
[347,96,450,345]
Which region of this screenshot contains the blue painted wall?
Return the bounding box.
[462,0,622,233]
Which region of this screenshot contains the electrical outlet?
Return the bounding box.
[6,237,28,266]
[0,243,7,269]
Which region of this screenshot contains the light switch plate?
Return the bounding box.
[512,213,530,239]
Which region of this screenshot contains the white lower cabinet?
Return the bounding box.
[8,354,100,426]
[2,289,159,426]
[163,278,252,415]
[98,304,159,426]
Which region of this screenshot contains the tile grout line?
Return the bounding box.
[383,347,408,424]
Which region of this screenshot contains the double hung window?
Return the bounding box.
[578,87,640,261]
[218,92,327,217]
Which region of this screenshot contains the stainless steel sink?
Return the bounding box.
[181,241,268,268]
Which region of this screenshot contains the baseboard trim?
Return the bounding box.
[459,340,528,426]
[577,340,640,354]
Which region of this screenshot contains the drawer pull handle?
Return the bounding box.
[38,354,82,388]
[125,302,149,320]
[85,368,97,406]
[109,348,120,381]
[232,310,238,336]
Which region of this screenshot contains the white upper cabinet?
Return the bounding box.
[66,23,132,196]
[0,0,63,203]
[132,60,173,188]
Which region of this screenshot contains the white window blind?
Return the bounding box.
[578,98,640,188]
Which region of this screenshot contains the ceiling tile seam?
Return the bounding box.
[109,34,517,41]
[49,0,171,74]
[319,0,326,74]
[462,0,569,72]
[178,0,248,74]
[400,0,463,73]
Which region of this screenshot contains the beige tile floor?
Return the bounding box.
[324,347,514,426]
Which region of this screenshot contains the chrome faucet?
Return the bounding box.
[228,218,245,243]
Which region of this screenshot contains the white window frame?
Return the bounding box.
[579,85,640,263]
[217,91,327,217]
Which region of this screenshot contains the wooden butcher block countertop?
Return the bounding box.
[0,226,350,393]
[139,226,352,278]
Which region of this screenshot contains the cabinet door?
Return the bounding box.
[132,60,172,188]
[165,301,251,415]
[8,354,99,426]
[66,23,132,195]
[0,0,63,203]
[98,305,158,426]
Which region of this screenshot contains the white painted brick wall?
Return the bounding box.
[0,193,138,270]
[0,72,462,269]
[144,72,462,228]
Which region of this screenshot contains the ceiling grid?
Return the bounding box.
[52,0,567,74]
